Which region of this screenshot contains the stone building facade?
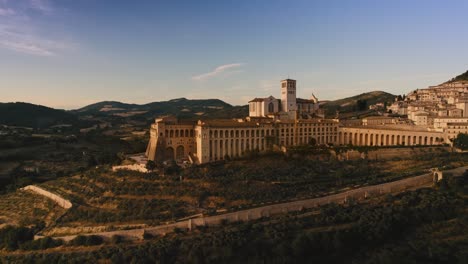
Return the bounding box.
[146,79,451,165]
[146,116,341,164]
[338,126,444,146]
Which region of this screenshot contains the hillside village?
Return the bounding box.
[388,75,468,141]
[1,72,468,263]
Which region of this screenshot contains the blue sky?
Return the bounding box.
[1,0,468,109]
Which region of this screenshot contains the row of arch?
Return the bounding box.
[165,129,194,138]
[337,130,444,146]
[208,128,275,139]
[165,145,186,161]
[209,138,268,161]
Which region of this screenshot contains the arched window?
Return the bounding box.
[268,102,274,113]
[176,146,184,160]
[165,147,175,160]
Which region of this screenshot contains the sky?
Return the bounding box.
[1,0,468,109]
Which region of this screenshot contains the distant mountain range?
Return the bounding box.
[0,98,249,129]
[0,92,397,129]
[6,69,468,129]
[72,97,249,122]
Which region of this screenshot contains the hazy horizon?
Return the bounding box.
[1,0,467,109]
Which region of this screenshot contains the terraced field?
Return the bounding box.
[0,148,465,238]
[0,190,66,227]
[25,150,465,236]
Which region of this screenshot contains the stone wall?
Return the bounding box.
[338,146,451,161]
[112,164,148,173]
[22,185,72,209]
[49,171,438,242]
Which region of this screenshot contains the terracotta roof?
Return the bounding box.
[364,116,395,119]
[249,98,265,102]
[198,119,270,128]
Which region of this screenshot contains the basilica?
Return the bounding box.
[146,79,448,164]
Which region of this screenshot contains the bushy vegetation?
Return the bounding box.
[448,69,468,83]
[0,226,34,251]
[38,150,468,227]
[69,235,103,247]
[0,102,78,129]
[322,91,395,116]
[453,133,468,150]
[0,223,63,251]
[3,171,468,263]
[0,130,147,194]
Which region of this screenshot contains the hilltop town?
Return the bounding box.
[145,73,468,167]
[0,72,468,263]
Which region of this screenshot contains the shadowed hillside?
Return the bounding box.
[0,103,78,129]
[0,99,248,129]
[322,91,396,116]
[447,69,468,83]
[72,98,249,125]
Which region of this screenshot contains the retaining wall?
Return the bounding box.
[22,185,72,209]
[49,172,438,242]
[339,146,451,161]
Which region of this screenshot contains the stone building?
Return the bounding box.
[147,79,335,164]
[338,126,444,146]
[147,78,453,165]
[248,96,279,117]
[145,116,197,163]
[249,79,321,119]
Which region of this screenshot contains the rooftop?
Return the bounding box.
[198,119,270,128]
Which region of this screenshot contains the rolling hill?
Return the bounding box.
[0,92,397,129]
[321,91,396,116]
[72,98,249,123]
[447,69,468,83]
[0,99,248,129]
[0,102,79,129]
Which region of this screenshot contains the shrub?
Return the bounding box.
[0,226,34,250]
[20,237,63,250]
[111,235,123,244]
[85,235,103,246]
[69,235,87,246]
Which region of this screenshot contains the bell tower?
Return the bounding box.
[281,79,297,112]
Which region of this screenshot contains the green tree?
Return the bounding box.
[356,99,368,111]
[453,133,468,150]
[146,160,157,171]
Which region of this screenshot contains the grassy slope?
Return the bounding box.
[0,148,463,236]
[2,175,467,263]
[0,103,78,129]
[322,91,396,116]
[447,69,468,83]
[72,98,248,121]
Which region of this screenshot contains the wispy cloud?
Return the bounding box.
[192,63,244,81]
[0,7,15,16]
[29,0,53,14]
[0,25,62,56]
[0,0,72,56]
